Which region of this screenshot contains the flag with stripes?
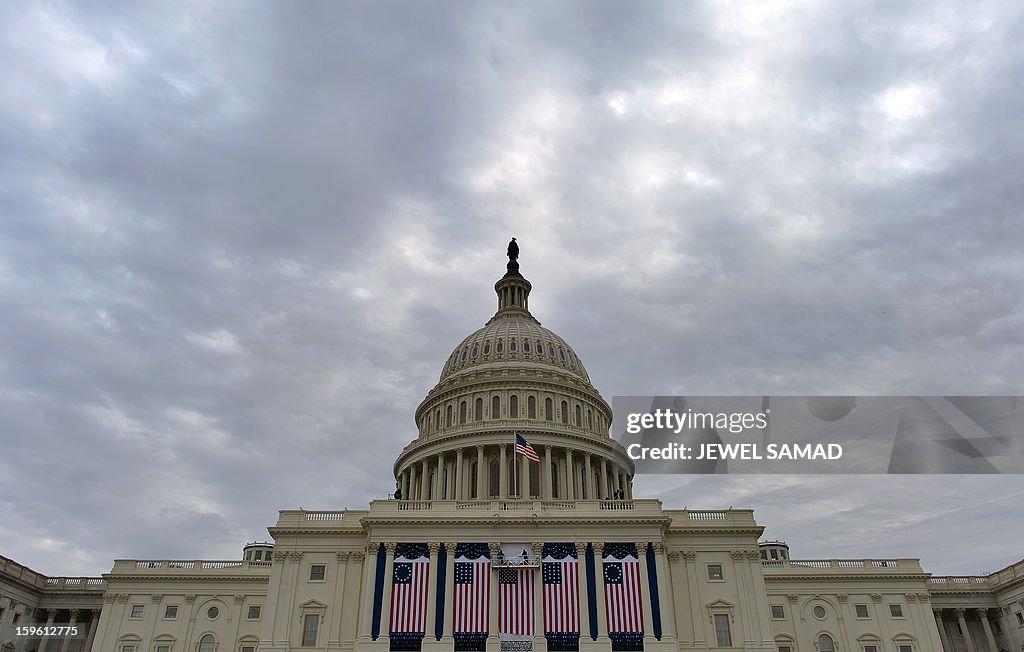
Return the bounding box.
[515,432,540,463]
[454,544,490,636]
[542,544,579,636]
[390,543,430,637]
[602,543,643,635]
[499,567,534,640]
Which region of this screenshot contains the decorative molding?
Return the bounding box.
[336,552,350,563]
[116,595,129,603]
[837,594,848,603]
[917,593,930,602]
[151,594,164,603]
[574,542,588,556]
[745,550,761,561]
[234,595,245,604]
[592,542,604,555]
[683,551,697,562]
[351,552,365,563]
[651,541,665,554]
[185,594,197,604]
[104,595,116,603]
[666,550,681,561]
[955,608,967,617]
[635,542,649,555]
[787,594,800,604]
[384,542,398,555]
[870,594,882,603]
[272,551,287,561]
[532,543,543,556]
[68,608,81,618]
[287,551,304,561]
[905,593,918,602]
[729,550,745,561]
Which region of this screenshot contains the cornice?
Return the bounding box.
[102,574,271,583]
[359,516,671,528]
[762,573,931,582]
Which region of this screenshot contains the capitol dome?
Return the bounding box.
[393,241,634,503]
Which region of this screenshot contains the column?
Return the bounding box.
[957,609,977,652]
[520,451,530,498]
[436,453,444,499]
[652,543,676,641]
[584,454,593,499]
[532,543,546,650]
[592,543,609,643]
[934,610,952,652]
[58,609,79,652]
[980,609,999,652]
[425,543,440,640]
[565,449,574,499]
[612,468,621,498]
[328,552,350,645]
[359,544,379,640]
[39,608,57,652]
[635,542,656,643]
[455,449,464,500]
[420,459,429,500]
[600,459,609,499]
[575,543,592,641]
[488,544,501,648]
[543,446,553,499]
[82,610,100,652]
[409,466,418,500]
[442,542,457,642]
[683,552,706,646]
[477,446,486,499]
[668,553,693,646]
[500,445,508,499]
[378,543,397,641]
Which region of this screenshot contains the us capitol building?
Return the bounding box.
[2,244,1023,652]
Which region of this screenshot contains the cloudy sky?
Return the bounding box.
[2,1,1023,579]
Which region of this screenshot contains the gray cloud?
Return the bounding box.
[1,0,1022,577]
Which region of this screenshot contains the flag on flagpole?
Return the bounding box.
[515,432,540,463]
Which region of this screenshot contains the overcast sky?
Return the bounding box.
[2,1,1023,579]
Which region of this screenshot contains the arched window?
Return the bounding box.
[475,398,483,421]
[489,460,500,497]
[435,409,441,432]
[818,634,835,652]
[545,398,553,421]
[483,342,491,355]
[510,339,517,352]
[428,473,434,500]
[548,344,555,357]
[560,400,568,424]
[442,467,449,499]
[510,395,519,418]
[459,401,467,424]
[579,467,587,499]
[529,463,540,497]
[470,462,478,499]
[491,396,500,420]
[446,405,453,427]
[471,345,477,358]
[587,409,593,429]
[523,340,530,352]
[551,462,559,498]
[537,340,544,355]
[496,339,503,353]
[575,405,582,426]
[199,635,215,652]
[528,396,537,419]
[594,471,602,498]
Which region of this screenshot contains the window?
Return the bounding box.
[510,395,519,418]
[778,647,791,652]
[496,340,503,353]
[544,397,553,420]
[446,405,453,426]
[1017,611,1024,626]
[489,460,500,497]
[207,606,220,620]
[302,614,320,647]
[536,340,544,355]
[560,400,568,423]
[12,613,21,625]
[863,646,878,652]
[483,342,490,355]
[123,646,136,652]
[242,647,256,652]
[247,605,261,620]
[156,645,170,652]
[898,646,912,652]
[707,564,724,580]
[523,340,530,352]
[587,409,592,429]
[855,604,869,618]
[528,396,537,419]
[164,605,178,619]
[813,605,827,620]
[130,605,145,619]
[199,635,215,652]
[510,339,517,352]
[818,634,835,652]
[491,396,500,419]
[475,398,483,421]
[575,405,581,425]
[713,613,732,647]
[760,550,767,560]
[309,564,326,581]
[771,605,785,619]
[459,401,467,424]
[889,604,904,618]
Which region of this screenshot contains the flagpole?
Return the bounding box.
[512,431,518,498]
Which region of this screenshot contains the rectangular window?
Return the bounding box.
[302,614,320,647]
[898,646,912,652]
[130,605,145,619]
[248,606,262,620]
[0,607,4,621]
[778,647,791,652]
[309,564,326,581]
[12,613,21,625]
[1017,612,1024,626]
[863,646,878,652]
[122,646,136,652]
[714,613,732,647]
[156,645,170,652]
[771,605,785,619]
[164,605,178,619]
[242,647,256,652]
[889,604,904,618]
[855,604,869,618]
[707,564,724,580]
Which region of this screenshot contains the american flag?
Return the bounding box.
[542,544,578,635]
[454,544,490,635]
[515,432,540,463]
[499,568,534,637]
[603,544,643,634]
[390,543,430,635]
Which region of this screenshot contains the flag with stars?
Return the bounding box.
[542,543,579,636]
[515,432,541,463]
[602,544,643,635]
[390,543,429,635]
[454,544,490,635]
[499,567,534,639]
